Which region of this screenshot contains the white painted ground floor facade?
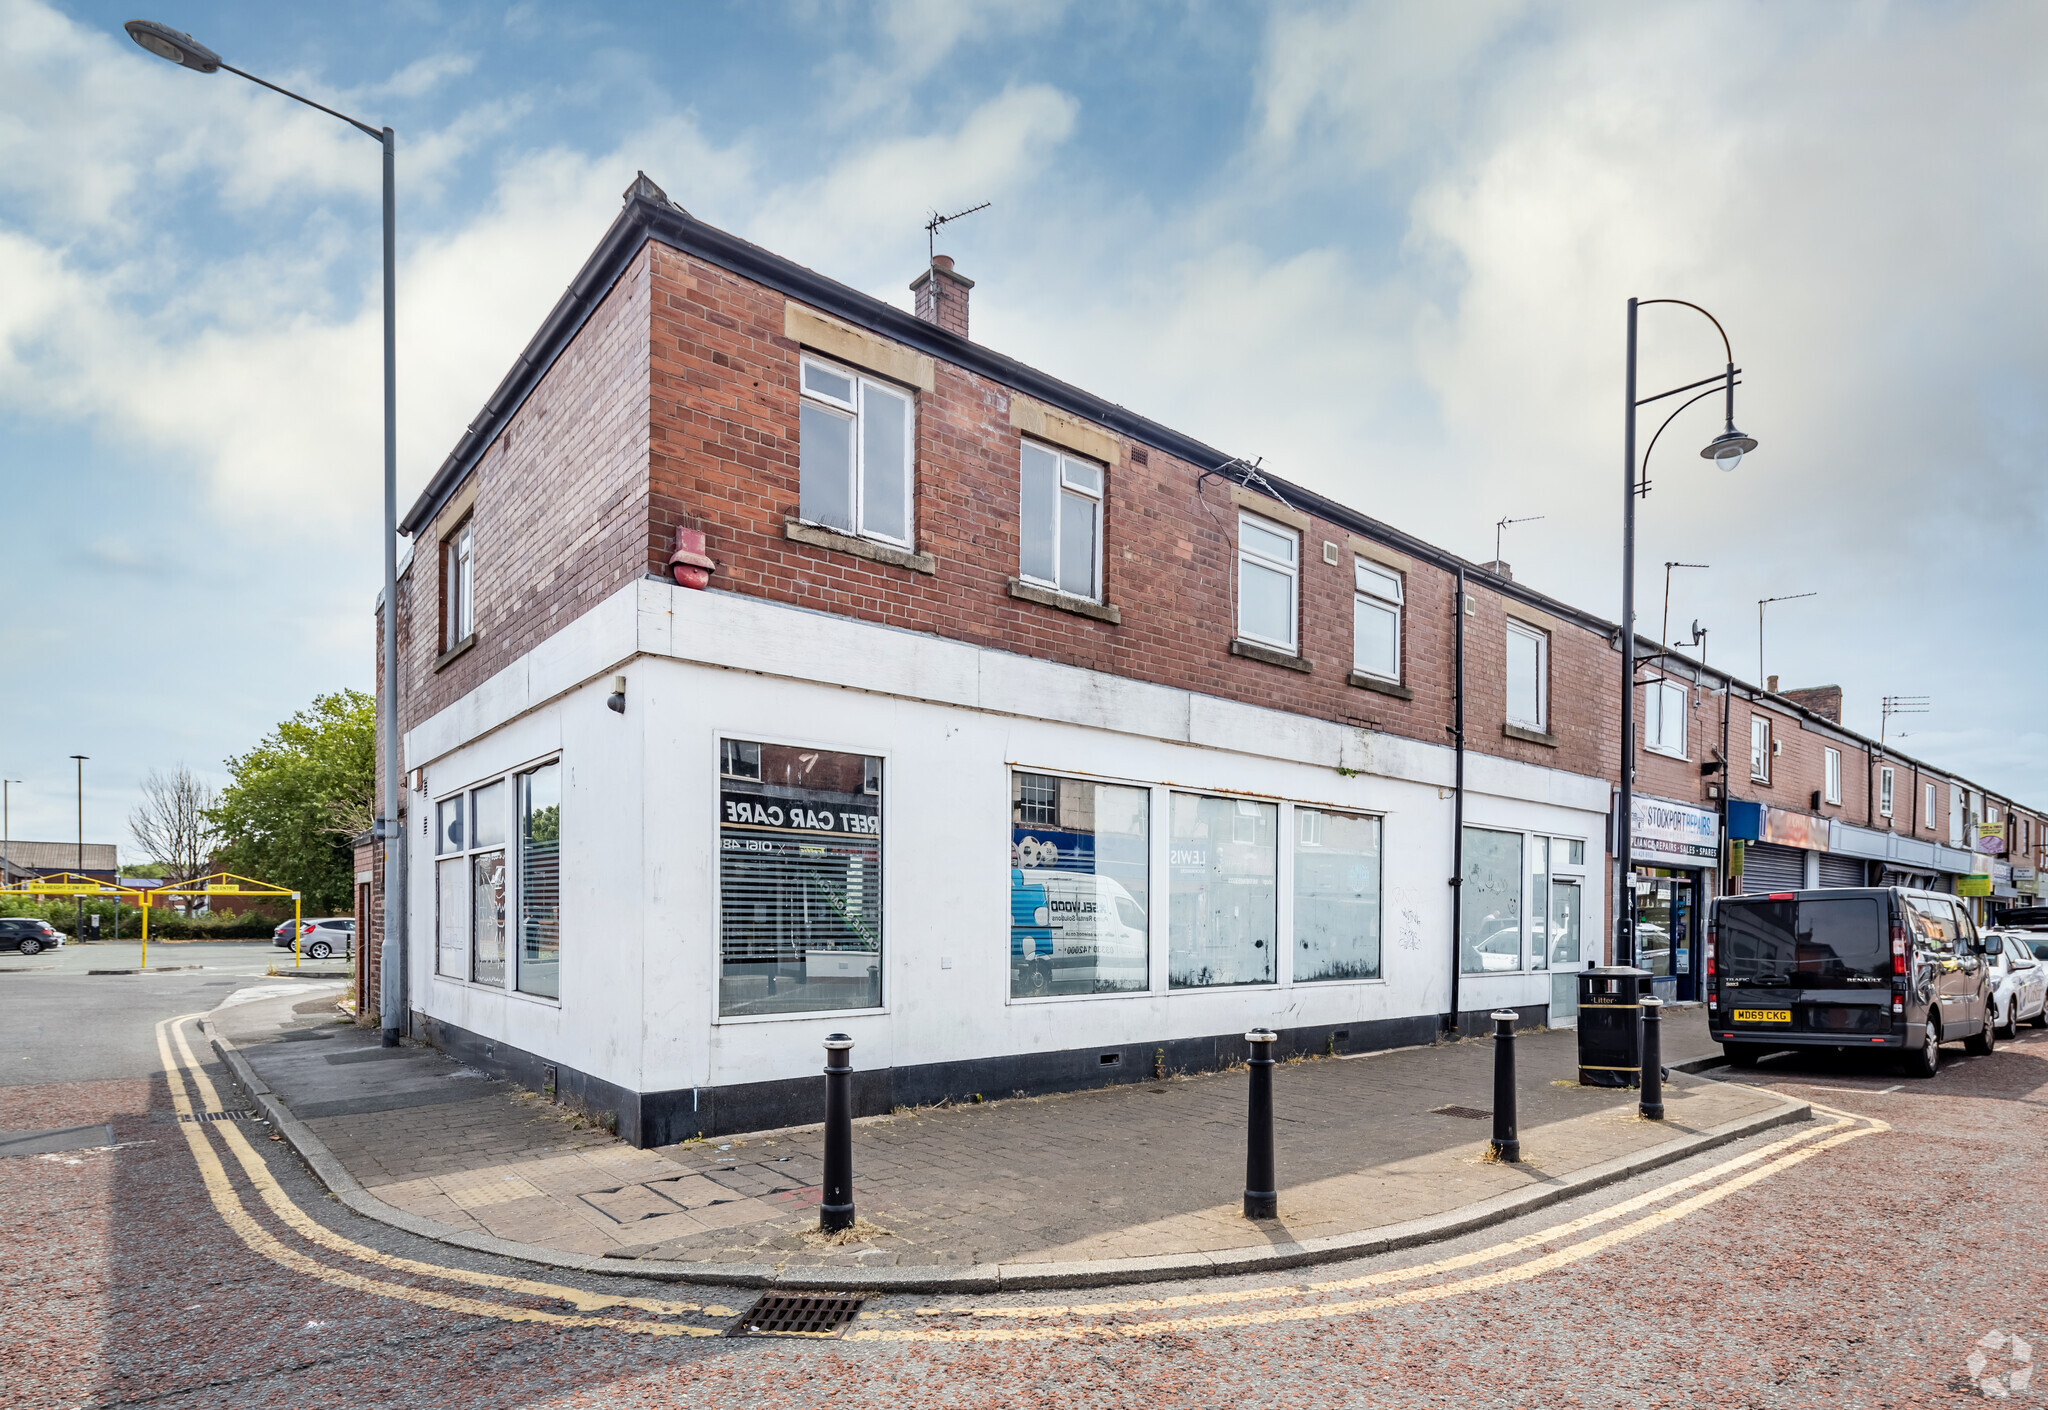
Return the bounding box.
[402,579,1613,1144]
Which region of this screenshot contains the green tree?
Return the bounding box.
[207,690,374,913]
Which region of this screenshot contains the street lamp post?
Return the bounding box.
[125,20,405,1045]
[70,755,87,941]
[1617,298,1757,970]
[1,779,19,885]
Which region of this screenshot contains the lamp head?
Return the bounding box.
[125,20,221,72]
[1701,425,1757,472]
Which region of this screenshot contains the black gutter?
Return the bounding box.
[1446,566,1467,1037]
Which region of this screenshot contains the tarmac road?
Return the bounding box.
[2,970,2040,1408]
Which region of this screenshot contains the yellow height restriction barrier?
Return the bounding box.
[1,871,302,969]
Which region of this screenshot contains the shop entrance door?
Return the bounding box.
[1548,879,1583,1022]
[1634,868,1700,1001]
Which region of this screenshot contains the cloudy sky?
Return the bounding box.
[2,0,2044,854]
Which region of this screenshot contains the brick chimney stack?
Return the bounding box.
[911,255,973,338]
[1780,684,1844,722]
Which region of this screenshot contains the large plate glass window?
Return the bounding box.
[435,781,510,987]
[1168,792,1277,987]
[1505,621,1548,731]
[517,763,561,999]
[798,355,914,547]
[1008,772,1149,998]
[719,741,883,1016]
[1294,807,1382,982]
[434,796,466,978]
[1019,442,1104,601]
[1237,514,1298,653]
[1461,827,1523,973]
[1352,560,1402,682]
[1646,678,1686,757]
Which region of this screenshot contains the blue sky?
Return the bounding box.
[3,0,2045,854]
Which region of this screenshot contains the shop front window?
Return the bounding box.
[1294,807,1382,982]
[718,742,883,1016]
[1460,827,1523,973]
[1169,793,1277,987]
[1009,772,1150,998]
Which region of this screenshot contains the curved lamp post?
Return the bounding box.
[125,20,405,1046]
[1617,299,1757,969]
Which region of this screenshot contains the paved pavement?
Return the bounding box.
[216,993,1794,1279]
[6,968,2045,1407]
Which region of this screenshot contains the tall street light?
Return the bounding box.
[70,755,87,941]
[1618,299,1757,970]
[2,779,20,885]
[125,20,404,1045]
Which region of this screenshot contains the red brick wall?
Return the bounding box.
[637,243,1620,782]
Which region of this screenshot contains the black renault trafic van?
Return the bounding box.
[1709,887,2001,1077]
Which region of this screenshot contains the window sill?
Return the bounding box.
[1346,671,1411,700]
[1008,578,1121,624]
[435,633,477,672]
[1230,639,1311,674]
[1503,723,1557,748]
[784,517,936,575]
[1644,745,1688,762]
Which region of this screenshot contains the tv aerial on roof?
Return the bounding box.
[925,201,990,265]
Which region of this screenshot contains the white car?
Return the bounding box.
[1985,930,2048,1037]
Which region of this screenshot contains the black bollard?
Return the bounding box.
[820,1033,855,1233]
[1243,1028,1278,1219]
[1489,1010,1520,1163]
[1639,997,1665,1120]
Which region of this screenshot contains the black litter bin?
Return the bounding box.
[1578,966,1651,1087]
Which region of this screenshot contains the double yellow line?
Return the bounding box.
[155,1012,1881,1345]
[154,1014,730,1337]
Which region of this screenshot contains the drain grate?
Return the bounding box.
[180,1111,255,1123]
[726,1293,866,1338]
[1430,1104,1491,1120]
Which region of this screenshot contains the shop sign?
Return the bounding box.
[1994,861,2013,884]
[1957,872,1994,897]
[1976,822,2007,855]
[1630,796,1720,863]
[1759,806,1828,851]
[720,790,880,838]
[2015,866,2038,882]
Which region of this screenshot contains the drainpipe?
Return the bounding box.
[1446,567,1467,1038]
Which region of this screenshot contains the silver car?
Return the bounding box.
[1985,930,2048,1037]
[273,916,355,961]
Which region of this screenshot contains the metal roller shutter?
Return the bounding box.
[1742,842,1807,892]
[1818,853,1868,888]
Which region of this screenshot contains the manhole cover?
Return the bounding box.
[1430,1104,1491,1120]
[726,1293,866,1338]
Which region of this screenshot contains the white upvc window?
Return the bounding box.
[443,518,474,651]
[1018,440,1103,601]
[798,354,915,547]
[1824,748,1842,805]
[1645,677,1687,758]
[1950,787,1965,847]
[1352,559,1403,681]
[1237,513,1299,652]
[1925,782,1937,830]
[1504,620,1548,731]
[1880,766,1895,818]
[1750,716,1771,782]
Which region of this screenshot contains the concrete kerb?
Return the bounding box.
[202,1021,1805,1295]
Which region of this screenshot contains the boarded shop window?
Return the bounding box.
[719,741,883,1017]
[517,763,561,999]
[1461,827,1523,974]
[1169,793,1277,988]
[1009,773,1150,998]
[1294,807,1382,982]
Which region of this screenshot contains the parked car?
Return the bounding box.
[1711,886,1996,1078]
[272,917,355,960]
[0,918,66,955]
[1984,930,2048,1036]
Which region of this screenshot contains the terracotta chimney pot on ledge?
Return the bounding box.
[669,528,716,590]
[910,254,974,338]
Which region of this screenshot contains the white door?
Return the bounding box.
[1549,879,1584,1022]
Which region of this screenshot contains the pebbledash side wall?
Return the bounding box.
[402,578,1610,1145]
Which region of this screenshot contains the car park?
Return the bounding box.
[1710,886,1996,1078]
[1984,929,2048,1037]
[272,917,355,960]
[0,918,66,955]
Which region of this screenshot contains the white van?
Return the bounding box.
[1017,868,1148,994]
